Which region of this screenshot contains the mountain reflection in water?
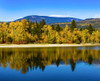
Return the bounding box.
[0,47,100,74]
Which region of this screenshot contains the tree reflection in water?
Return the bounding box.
[0,47,99,74]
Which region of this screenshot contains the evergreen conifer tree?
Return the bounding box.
[86,24,95,34]
[70,20,77,32]
[56,24,62,32]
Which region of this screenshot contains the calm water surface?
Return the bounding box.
[0,47,100,81]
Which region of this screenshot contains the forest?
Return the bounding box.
[0,19,99,44]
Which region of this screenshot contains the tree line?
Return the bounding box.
[0,19,98,44]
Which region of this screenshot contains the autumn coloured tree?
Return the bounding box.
[0,19,99,44]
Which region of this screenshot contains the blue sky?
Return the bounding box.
[0,0,100,21]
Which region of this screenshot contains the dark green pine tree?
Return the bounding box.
[70,20,77,32]
[27,18,31,33]
[56,24,62,32]
[28,21,33,33]
[86,24,95,34]
[27,18,29,23]
[51,24,55,30]
[79,28,83,31]
[35,21,42,39]
[42,19,46,25]
[40,19,46,28]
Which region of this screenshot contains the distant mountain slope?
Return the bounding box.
[55,18,100,29]
[3,15,100,29]
[15,15,82,24]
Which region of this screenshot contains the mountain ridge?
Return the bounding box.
[1,15,100,29]
[15,15,82,24]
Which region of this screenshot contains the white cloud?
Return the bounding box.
[49,14,71,17]
[94,15,100,18]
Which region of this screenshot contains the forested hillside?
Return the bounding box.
[55,18,100,29]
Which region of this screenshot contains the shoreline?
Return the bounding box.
[0,44,100,48]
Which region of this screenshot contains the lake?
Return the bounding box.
[0,46,100,81]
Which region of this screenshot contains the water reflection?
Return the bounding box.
[0,47,100,74]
